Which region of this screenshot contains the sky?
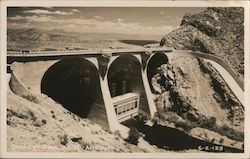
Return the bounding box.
[7,7,205,35]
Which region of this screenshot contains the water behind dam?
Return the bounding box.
[122,119,243,153]
[120,40,159,46]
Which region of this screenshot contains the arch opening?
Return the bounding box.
[147,53,169,93]
[108,55,149,121]
[41,57,102,118]
[108,55,142,97]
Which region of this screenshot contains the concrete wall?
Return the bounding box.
[86,80,110,129]
[9,53,161,131]
[11,61,59,92]
[9,70,37,102]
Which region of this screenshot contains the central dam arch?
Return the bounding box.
[107,54,151,120]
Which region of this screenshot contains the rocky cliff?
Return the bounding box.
[160,7,244,81]
[151,54,244,149]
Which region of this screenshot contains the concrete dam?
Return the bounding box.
[7,48,244,132]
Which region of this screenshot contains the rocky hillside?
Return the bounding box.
[7,74,165,152]
[160,7,244,81]
[151,54,244,149]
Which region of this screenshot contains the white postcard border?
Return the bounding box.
[1,1,249,158]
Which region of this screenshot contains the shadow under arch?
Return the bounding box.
[146,52,169,93]
[107,55,142,97]
[107,54,150,113]
[41,57,102,118]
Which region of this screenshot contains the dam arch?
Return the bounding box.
[41,57,105,119]
[107,55,142,97]
[146,52,169,93]
[107,54,150,120]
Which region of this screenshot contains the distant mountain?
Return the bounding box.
[8,28,80,50]
[160,7,244,81]
[7,28,160,50]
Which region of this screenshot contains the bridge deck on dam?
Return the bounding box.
[7,48,172,57]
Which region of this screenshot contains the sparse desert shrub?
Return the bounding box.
[211,138,215,143]
[71,137,82,143]
[104,129,112,134]
[219,138,224,143]
[41,119,47,124]
[201,117,216,128]
[8,108,28,119]
[238,68,244,75]
[7,120,11,125]
[151,117,158,125]
[221,124,244,141]
[7,109,12,117]
[80,141,91,149]
[154,109,166,120]
[113,130,121,137]
[231,141,237,146]
[59,134,68,146]
[227,109,235,120]
[100,137,105,141]
[222,124,230,131]
[92,131,99,135]
[71,137,93,150]
[197,58,212,74]
[22,94,39,104]
[174,120,196,131]
[126,127,140,145]
[201,122,244,142]
[33,121,42,127]
[165,113,180,123]
[138,110,150,121]
[30,117,46,127]
[154,111,197,131]
[27,110,37,121]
